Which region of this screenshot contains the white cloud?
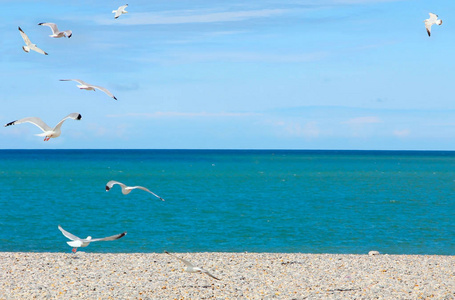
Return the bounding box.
[98,9,288,25]
[393,129,410,137]
[132,50,328,65]
[168,51,328,63]
[343,116,382,125]
[269,120,321,138]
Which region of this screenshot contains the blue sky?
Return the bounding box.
[2,0,455,149]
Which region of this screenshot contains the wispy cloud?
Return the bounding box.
[330,0,404,4]
[134,51,328,65]
[285,121,321,138]
[106,112,262,118]
[393,129,410,137]
[169,51,328,63]
[342,116,382,125]
[266,119,323,138]
[98,9,288,25]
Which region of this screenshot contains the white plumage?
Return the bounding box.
[424,13,442,37]
[113,4,128,19]
[18,27,48,55]
[58,225,126,253]
[4,113,81,141]
[38,22,72,38]
[165,251,221,280]
[106,180,165,201]
[60,79,117,100]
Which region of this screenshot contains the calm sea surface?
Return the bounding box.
[0,150,454,254]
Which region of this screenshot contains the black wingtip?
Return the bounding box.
[5,120,17,127]
[38,22,44,25]
[118,232,127,239]
[77,114,82,120]
[105,186,110,191]
[18,26,23,32]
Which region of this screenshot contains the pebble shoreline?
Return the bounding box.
[1,252,454,299]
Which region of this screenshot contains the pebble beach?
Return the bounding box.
[1,252,454,299]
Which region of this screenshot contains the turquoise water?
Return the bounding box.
[0,150,454,254]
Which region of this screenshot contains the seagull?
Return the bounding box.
[59,79,117,100]
[424,13,442,37]
[58,225,127,253]
[18,27,48,55]
[106,180,165,201]
[4,113,82,141]
[113,4,128,19]
[38,22,72,38]
[165,251,221,280]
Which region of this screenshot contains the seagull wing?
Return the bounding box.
[52,113,82,131]
[18,27,32,46]
[64,30,72,38]
[90,232,127,242]
[114,5,127,18]
[30,45,48,55]
[106,180,127,191]
[4,117,52,133]
[58,225,81,241]
[38,22,59,34]
[428,13,438,22]
[202,269,221,280]
[165,251,195,268]
[131,186,165,201]
[59,79,89,86]
[91,85,117,100]
[425,22,432,36]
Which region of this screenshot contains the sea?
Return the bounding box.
[0,150,454,255]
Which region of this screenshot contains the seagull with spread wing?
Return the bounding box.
[18,27,48,55]
[113,4,128,19]
[424,13,442,37]
[58,225,127,253]
[4,113,81,141]
[165,251,221,280]
[106,180,165,201]
[38,22,72,38]
[60,79,117,100]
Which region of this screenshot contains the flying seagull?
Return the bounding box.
[58,225,127,253]
[38,22,72,38]
[106,180,165,201]
[165,251,221,280]
[60,79,117,100]
[424,13,442,37]
[18,27,48,55]
[4,113,82,141]
[113,4,128,19]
